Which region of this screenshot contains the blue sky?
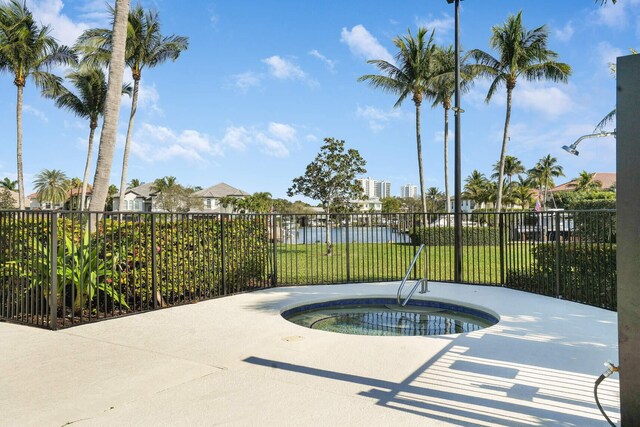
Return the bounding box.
[0,0,637,200]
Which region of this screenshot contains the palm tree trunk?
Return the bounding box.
[81,124,97,210]
[118,78,140,207]
[496,87,513,213]
[89,0,131,212]
[415,101,427,214]
[16,85,25,210]
[443,106,450,214]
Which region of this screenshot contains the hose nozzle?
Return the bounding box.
[603,361,619,378]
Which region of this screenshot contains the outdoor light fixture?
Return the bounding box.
[562,131,616,156]
[445,0,463,282]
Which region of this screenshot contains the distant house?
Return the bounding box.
[448,196,484,213]
[66,186,92,210]
[28,193,64,210]
[111,182,157,212]
[192,183,250,213]
[550,172,616,193]
[352,197,383,212]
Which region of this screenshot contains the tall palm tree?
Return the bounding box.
[33,169,70,206]
[151,176,178,193]
[43,68,132,210]
[0,1,76,209]
[77,5,189,209]
[88,0,131,212]
[0,177,18,191]
[469,11,571,212]
[491,155,525,185]
[358,27,438,213]
[426,186,443,212]
[528,155,564,209]
[571,171,602,192]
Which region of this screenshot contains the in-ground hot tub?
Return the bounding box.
[281,297,499,337]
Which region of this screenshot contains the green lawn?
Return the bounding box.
[275,242,532,286]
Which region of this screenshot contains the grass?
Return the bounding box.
[276,242,532,286]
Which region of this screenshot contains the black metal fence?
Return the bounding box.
[0,209,616,329]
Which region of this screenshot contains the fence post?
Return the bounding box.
[220,215,226,295]
[412,213,418,280]
[272,214,278,287]
[49,212,58,330]
[499,213,505,286]
[555,211,561,299]
[345,215,350,283]
[151,214,157,310]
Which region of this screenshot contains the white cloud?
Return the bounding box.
[356,105,404,131]
[305,134,319,142]
[268,122,296,142]
[262,55,315,85]
[597,41,624,69]
[340,25,394,64]
[417,13,454,38]
[24,105,49,123]
[230,71,262,92]
[132,123,217,163]
[218,123,300,157]
[26,0,93,46]
[554,21,574,43]
[514,81,574,117]
[220,126,252,151]
[308,49,336,72]
[137,82,162,114]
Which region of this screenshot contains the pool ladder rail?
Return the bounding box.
[397,244,429,307]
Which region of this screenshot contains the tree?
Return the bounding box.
[426,187,444,212]
[88,0,131,212]
[0,177,18,191]
[464,170,493,206]
[106,184,118,211]
[33,169,70,206]
[428,45,473,214]
[511,176,535,210]
[287,138,367,255]
[0,188,16,209]
[571,171,602,192]
[128,178,143,188]
[469,11,571,212]
[0,1,76,209]
[382,197,403,213]
[220,192,273,213]
[358,27,438,213]
[77,5,189,210]
[43,68,131,210]
[528,155,564,209]
[151,176,201,212]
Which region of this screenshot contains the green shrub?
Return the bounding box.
[554,190,615,210]
[410,226,500,246]
[506,243,616,310]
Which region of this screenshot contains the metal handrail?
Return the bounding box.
[399,278,429,307]
[397,244,426,305]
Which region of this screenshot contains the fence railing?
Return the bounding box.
[0,209,616,329]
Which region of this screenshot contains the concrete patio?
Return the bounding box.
[0,282,620,426]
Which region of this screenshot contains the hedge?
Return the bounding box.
[506,243,616,310]
[410,226,500,246]
[1,214,271,319]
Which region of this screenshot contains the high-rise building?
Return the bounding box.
[375,181,391,199]
[400,184,418,199]
[357,177,391,199]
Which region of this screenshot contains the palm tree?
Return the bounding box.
[151,176,178,193]
[571,171,602,192]
[511,176,535,210]
[0,177,18,191]
[528,155,564,209]
[469,11,571,212]
[0,1,77,209]
[77,5,189,210]
[128,178,143,188]
[43,68,132,210]
[464,170,492,207]
[358,27,438,213]
[33,169,70,206]
[88,0,131,212]
[491,155,525,185]
[426,186,443,212]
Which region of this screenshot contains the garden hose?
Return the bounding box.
[594,361,618,426]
